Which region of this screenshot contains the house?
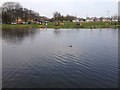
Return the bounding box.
[95,18,101,22]
[91,17,98,22]
[16,17,25,24]
[112,19,118,22]
[72,19,79,22]
[79,18,85,22]
[102,17,112,22]
[86,17,93,22]
[111,16,118,22]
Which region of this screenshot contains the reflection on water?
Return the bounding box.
[2,28,118,88]
[53,30,61,36]
[2,29,38,45]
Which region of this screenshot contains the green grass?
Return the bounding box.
[47,21,119,29]
[2,24,39,30]
[2,21,120,30]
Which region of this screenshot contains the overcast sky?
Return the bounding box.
[0,0,119,18]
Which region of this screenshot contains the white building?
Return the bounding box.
[86,17,94,22]
[72,19,79,22]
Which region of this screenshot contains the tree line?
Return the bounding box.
[2,2,39,24]
[52,11,77,22]
[1,1,118,24]
[1,1,78,24]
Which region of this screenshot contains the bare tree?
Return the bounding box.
[22,8,29,22]
[2,1,40,24]
[0,7,2,23]
[53,11,61,21]
[2,2,22,23]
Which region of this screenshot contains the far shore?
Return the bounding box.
[1,22,120,30]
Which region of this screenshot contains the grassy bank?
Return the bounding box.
[2,21,120,30]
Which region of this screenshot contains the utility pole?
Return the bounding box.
[107,10,109,18]
[86,14,88,18]
[75,13,77,19]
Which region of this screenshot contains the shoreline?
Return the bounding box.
[1,22,120,30]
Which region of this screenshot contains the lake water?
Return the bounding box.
[2,28,118,88]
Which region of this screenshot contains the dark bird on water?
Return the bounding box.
[69,45,72,47]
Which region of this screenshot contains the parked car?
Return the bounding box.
[22,22,26,24]
[28,22,32,24]
[11,22,17,25]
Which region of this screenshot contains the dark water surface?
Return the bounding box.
[2,28,118,88]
